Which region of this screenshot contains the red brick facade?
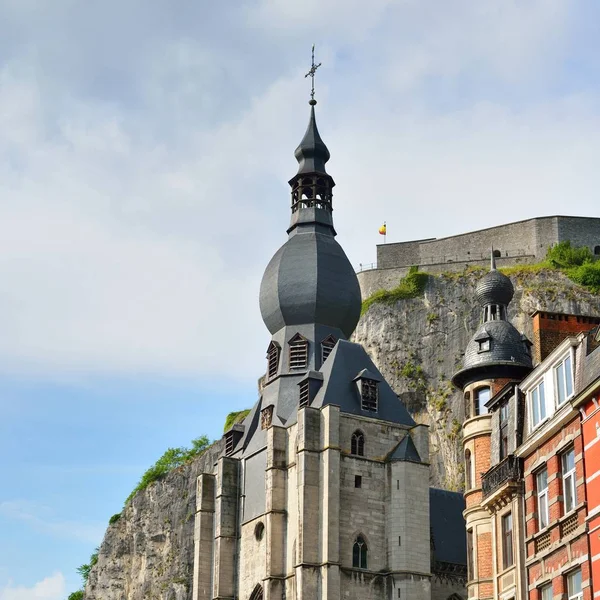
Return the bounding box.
[522,414,591,599]
[532,311,599,363]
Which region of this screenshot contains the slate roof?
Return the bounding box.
[429,488,467,565]
[259,229,362,339]
[389,435,422,463]
[294,105,330,175]
[312,339,415,427]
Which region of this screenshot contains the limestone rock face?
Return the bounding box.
[353,268,600,490]
[84,441,223,600]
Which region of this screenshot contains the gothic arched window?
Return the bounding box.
[351,431,365,456]
[266,342,281,379]
[465,449,473,490]
[352,536,368,569]
[249,585,263,600]
[289,334,308,371]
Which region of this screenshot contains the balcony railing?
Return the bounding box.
[481,455,523,499]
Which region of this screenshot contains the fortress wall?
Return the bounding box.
[533,216,559,260]
[556,216,600,255]
[376,239,428,269]
[374,217,600,274]
[417,218,538,265]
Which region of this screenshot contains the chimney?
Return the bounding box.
[532,311,600,363]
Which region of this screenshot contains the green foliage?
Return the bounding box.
[426,312,438,324]
[546,241,593,268]
[109,513,121,525]
[125,435,211,505]
[568,261,600,292]
[361,267,429,315]
[223,409,251,432]
[67,591,84,600]
[76,548,99,584]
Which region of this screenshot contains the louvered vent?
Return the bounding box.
[289,337,308,370]
[299,380,310,408]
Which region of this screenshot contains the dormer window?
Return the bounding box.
[360,379,378,412]
[475,331,492,353]
[298,372,323,409]
[354,369,381,413]
[267,342,281,379]
[321,335,336,364]
[289,334,308,370]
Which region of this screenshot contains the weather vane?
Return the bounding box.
[304,44,321,105]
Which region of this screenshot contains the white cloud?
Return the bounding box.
[0,1,597,383]
[0,573,66,600]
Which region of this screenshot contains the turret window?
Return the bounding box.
[351,431,365,456]
[360,379,378,412]
[266,342,281,379]
[321,335,336,363]
[289,334,308,370]
[352,536,368,569]
[474,387,490,416]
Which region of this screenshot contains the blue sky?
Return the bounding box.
[1,1,600,598]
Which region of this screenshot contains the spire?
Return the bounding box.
[294,106,331,175]
[288,46,335,226]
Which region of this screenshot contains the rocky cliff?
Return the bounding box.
[83,268,599,600]
[84,441,223,600]
[354,267,600,489]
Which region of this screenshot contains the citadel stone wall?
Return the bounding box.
[374,215,600,272]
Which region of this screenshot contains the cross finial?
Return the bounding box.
[304,44,322,105]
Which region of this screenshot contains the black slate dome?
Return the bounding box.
[259,230,361,338]
[475,269,514,306]
[452,250,533,389]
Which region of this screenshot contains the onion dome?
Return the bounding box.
[475,252,514,306]
[259,102,361,339]
[294,105,330,175]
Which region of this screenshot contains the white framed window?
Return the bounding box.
[562,447,576,513]
[540,584,553,600]
[567,568,582,600]
[530,380,546,428]
[536,467,549,529]
[555,354,574,405]
[475,387,490,416]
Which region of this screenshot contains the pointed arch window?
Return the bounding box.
[289,334,308,370]
[352,536,368,569]
[351,431,365,456]
[321,335,336,364]
[266,342,281,379]
[249,584,263,600]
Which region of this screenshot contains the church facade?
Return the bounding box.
[190,97,466,600]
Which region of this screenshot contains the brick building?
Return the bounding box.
[517,335,590,600]
[452,257,533,600]
[455,305,600,600]
[572,327,600,596]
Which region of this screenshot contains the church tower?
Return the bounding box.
[192,57,466,600]
[452,254,532,600]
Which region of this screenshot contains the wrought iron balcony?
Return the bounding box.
[481,455,523,499]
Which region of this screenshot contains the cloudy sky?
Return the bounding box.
[1,1,600,598]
